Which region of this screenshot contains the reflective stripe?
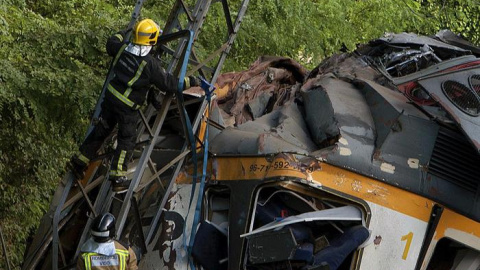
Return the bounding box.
[83,253,89,269]
[91,230,110,237]
[127,61,147,88]
[123,60,147,99]
[138,31,151,37]
[117,150,127,173]
[110,170,127,177]
[115,249,129,270]
[84,252,95,270]
[83,251,127,270]
[113,44,128,66]
[107,84,140,109]
[118,253,123,270]
[114,34,124,42]
[78,154,90,164]
[123,87,133,98]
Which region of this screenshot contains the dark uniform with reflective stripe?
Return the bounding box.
[79,31,194,177]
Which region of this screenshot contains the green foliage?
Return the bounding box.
[221,0,448,70]
[0,0,479,269]
[419,0,480,44]
[0,1,126,268]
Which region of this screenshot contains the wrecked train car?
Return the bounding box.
[23,29,480,270]
[152,31,480,270]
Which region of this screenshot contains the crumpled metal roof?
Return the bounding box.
[375,32,470,53]
[206,33,480,221]
[208,56,313,154]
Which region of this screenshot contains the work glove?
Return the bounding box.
[186,75,200,88]
[147,88,162,110]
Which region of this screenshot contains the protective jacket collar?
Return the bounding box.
[80,238,116,256]
[125,43,152,57]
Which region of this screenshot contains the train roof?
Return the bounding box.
[202,30,480,221]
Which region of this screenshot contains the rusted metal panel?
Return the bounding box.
[212,56,307,127]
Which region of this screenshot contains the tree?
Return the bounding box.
[419,0,480,43]
[0,0,129,267]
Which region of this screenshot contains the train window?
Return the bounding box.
[205,187,231,229]
[426,238,480,270]
[243,184,369,270]
[442,80,480,116]
[191,187,230,270]
[410,85,433,102]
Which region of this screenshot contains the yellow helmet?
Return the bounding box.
[133,19,161,46]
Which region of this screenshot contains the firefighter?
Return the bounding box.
[77,212,138,270]
[70,18,199,192]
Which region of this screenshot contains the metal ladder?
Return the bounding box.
[21,0,249,269]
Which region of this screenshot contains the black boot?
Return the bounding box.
[70,155,88,180]
[110,176,131,193]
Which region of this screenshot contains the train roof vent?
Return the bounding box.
[442,80,480,116]
[429,126,480,192]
